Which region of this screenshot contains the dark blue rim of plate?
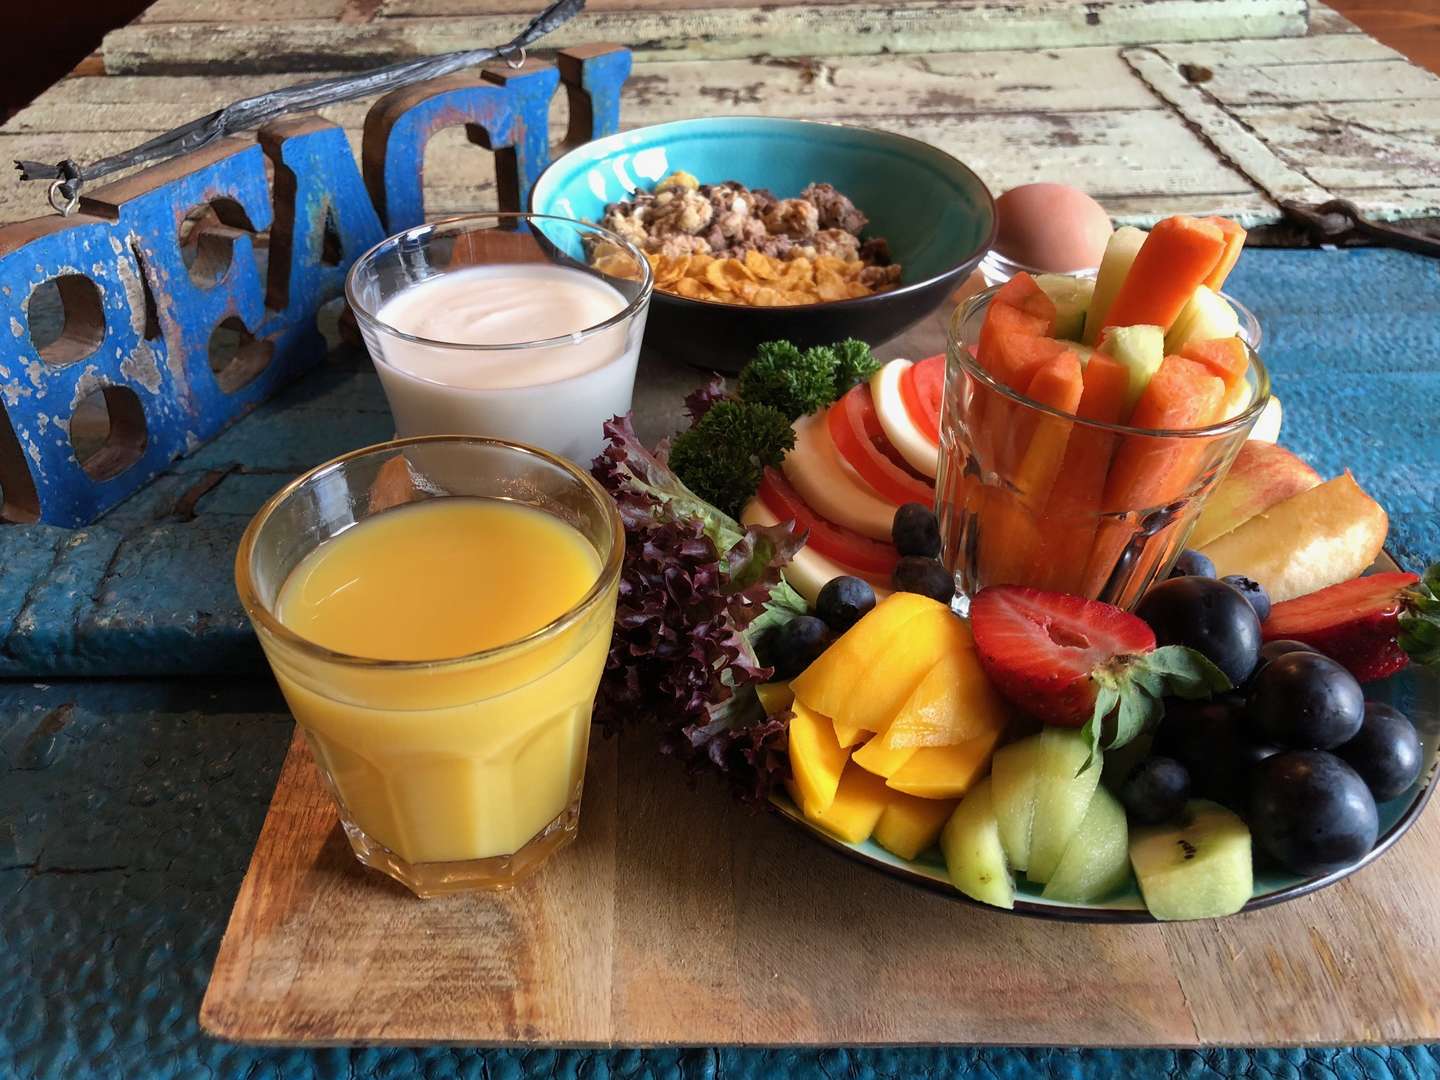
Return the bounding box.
[530,115,999,313]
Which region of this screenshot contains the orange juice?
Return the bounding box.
[267,497,610,866]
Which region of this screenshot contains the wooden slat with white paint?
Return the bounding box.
[101,0,1309,72]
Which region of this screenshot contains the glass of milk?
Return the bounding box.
[345,213,653,464]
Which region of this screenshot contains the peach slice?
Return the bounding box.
[1199,471,1389,604]
[1189,441,1322,549]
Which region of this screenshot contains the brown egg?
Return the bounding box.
[993,183,1113,272]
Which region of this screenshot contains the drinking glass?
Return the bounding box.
[937,287,1270,611]
[235,436,623,896]
[345,212,653,464]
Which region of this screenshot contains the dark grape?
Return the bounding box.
[1221,574,1271,624]
[1336,702,1423,801]
[892,503,941,558]
[1258,638,1318,668]
[1250,751,1378,876]
[815,575,876,635]
[1168,548,1217,578]
[892,556,954,603]
[760,615,830,680]
[1120,757,1191,824]
[1135,575,1262,684]
[1247,651,1364,750]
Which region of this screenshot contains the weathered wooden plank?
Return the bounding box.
[1232,100,1440,192]
[1307,0,1363,35]
[101,0,1309,73]
[1123,46,1334,206]
[1165,56,1440,105]
[1157,31,1398,67]
[1323,187,1440,222]
[7,46,1159,139]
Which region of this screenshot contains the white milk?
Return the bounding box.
[367,264,645,463]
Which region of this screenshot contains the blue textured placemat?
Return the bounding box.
[1,248,1437,679]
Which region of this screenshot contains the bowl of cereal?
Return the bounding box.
[531,117,996,371]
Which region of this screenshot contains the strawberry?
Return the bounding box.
[969,585,1231,763]
[1262,564,1440,683]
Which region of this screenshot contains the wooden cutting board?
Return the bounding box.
[202,724,1440,1047]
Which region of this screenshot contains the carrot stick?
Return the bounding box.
[1181,337,1248,391]
[1202,217,1247,291]
[1028,354,1129,593]
[985,352,1085,586]
[978,304,1049,381]
[993,272,1057,327]
[1080,356,1226,598]
[1100,217,1228,335]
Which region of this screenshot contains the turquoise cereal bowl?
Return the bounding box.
[531,117,996,371]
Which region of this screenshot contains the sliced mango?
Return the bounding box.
[828,606,973,738]
[787,701,849,815]
[756,681,795,716]
[884,647,1011,750]
[802,763,891,843]
[833,715,873,749]
[874,790,958,860]
[790,593,944,720]
[886,728,1003,800]
[851,732,918,779]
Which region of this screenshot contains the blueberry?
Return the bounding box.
[1168,548,1217,578]
[1250,751,1378,876]
[1336,702,1423,801]
[1120,757,1191,824]
[760,615,830,680]
[816,575,876,635]
[1221,575,1271,623]
[892,556,954,604]
[1247,651,1364,750]
[892,503,941,558]
[1258,638,1318,668]
[1135,575,1263,685]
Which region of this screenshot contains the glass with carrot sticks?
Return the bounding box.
[937,277,1269,612]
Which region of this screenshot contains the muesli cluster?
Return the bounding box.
[590,171,901,306]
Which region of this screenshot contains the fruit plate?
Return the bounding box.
[770,562,1440,923]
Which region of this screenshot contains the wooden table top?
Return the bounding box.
[1,0,1437,229]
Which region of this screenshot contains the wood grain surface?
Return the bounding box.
[202,716,1440,1048]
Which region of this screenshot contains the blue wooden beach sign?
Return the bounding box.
[0,45,631,528]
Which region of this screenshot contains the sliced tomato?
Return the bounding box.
[758,468,900,576]
[827,385,934,506]
[904,354,945,442]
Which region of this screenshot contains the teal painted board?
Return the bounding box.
[0,248,1437,678]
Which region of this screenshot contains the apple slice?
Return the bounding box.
[941,777,1015,909]
[870,359,939,479]
[780,411,897,541]
[742,498,892,606]
[1035,274,1095,342]
[1097,324,1165,416]
[1188,441,1321,549]
[1199,471,1389,603]
[1164,286,1240,353]
[1082,226,1147,345]
[1026,727,1103,884]
[1041,786,1131,903]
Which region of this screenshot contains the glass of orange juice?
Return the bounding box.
[937,288,1271,610]
[235,436,623,896]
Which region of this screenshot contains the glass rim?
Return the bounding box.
[234,434,625,672]
[950,285,1272,440]
[343,211,655,354]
